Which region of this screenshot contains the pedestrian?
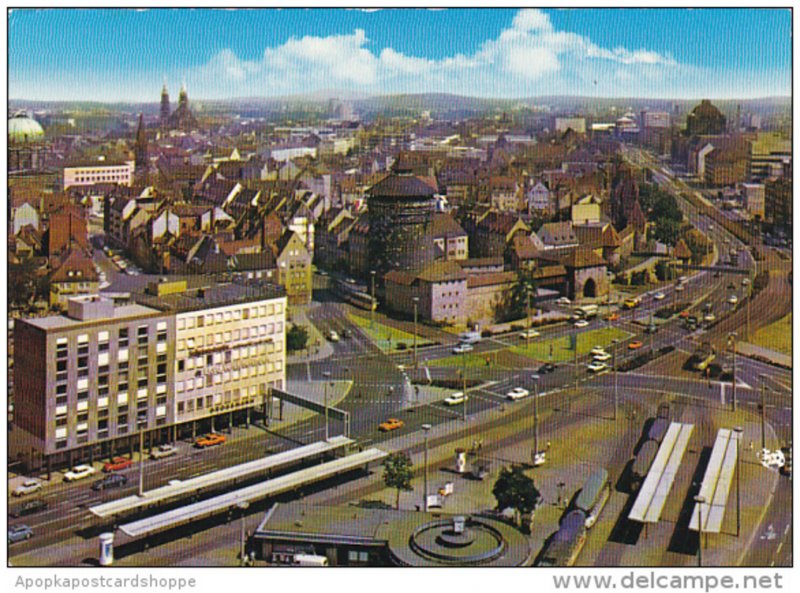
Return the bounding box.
[546,441,551,451]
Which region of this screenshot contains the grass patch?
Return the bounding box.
[348,313,435,353]
[511,327,633,363]
[750,313,792,356]
[426,351,501,369]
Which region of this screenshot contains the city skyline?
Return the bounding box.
[9,8,792,102]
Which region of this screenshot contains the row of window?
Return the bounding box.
[177,325,282,351]
[176,390,261,415]
[177,303,283,330]
[176,362,280,392]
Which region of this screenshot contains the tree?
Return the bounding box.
[492,465,542,529]
[285,324,309,352]
[652,218,682,247]
[382,452,414,509]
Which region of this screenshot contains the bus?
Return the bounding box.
[573,304,599,320]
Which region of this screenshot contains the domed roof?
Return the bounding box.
[8,111,45,144]
[690,99,723,119]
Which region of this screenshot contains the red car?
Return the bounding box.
[103,456,133,472]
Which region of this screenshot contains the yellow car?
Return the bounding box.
[379,418,404,432]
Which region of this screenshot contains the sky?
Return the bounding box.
[7,8,792,102]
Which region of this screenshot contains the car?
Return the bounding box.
[538,363,556,374]
[327,330,340,343]
[342,328,353,339]
[653,292,666,301]
[574,319,589,328]
[452,343,474,354]
[704,313,716,322]
[506,387,530,401]
[443,392,468,406]
[678,276,688,284]
[605,312,620,321]
[532,452,547,467]
[378,418,404,432]
[587,361,608,373]
[592,352,612,362]
[674,284,685,292]
[742,278,751,286]
[727,282,736,290]
[713,271,722,278]
[728,295,739,305]
[91,473,128,492]
[679,310,690,318]
[556,297,571,306]
[8,525,33,544]
[317,270,328,277]
[519,329,540,339]
[628,341,644,350]
[11,499,48,518]
[623,297,641,310]
[151,444,178,459]
[195,433,226,448]
[103,456,133,472]
[12,479,43,497]
[590,346,607,357]
[63,464,97,482]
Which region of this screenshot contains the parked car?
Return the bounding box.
[91,473,128,492]
[590,346,607,357]
[538,363,556,374]
[628,341,644,350]
[556,297,571,306]
[327,330,340,343]
[103,456,133,472]
[574,319,590,328]
[452,343,474,354]
[519,329,540,339]
[12,479,43,497]
[653,292,666,301]
[11,499,48,518]
[378,418,404,432]
[506,387,530,401]
[150,444,178,460]
[195,433,226,448]
[63,464,97,482]
[728,295,739,305]
[704,313,716,322]
[443,392,468,406]
[587,361,608,373]
[592,352,612,362]
[8,524,33,544]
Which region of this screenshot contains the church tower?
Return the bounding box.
[160,83,170,129]
[134,112,149,184]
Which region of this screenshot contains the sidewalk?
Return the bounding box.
[737,342,792,369]
[286,304,334,364]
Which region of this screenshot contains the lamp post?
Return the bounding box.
[759,374,767,451]
[138,426,145,497]
[237,501,250,566]
[612,339,619,421]
[526,283,532,330]
[422,424,431,511]
[728,332,737,411]
[531,374,540,465]
[370,270,376,329]
[461,352,468,423]
[412,297,419,369]
[322,371,331,442]
[734,425,743,537]
[695,494,705,566]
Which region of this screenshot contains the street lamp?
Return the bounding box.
[734,425,743,538]
[695,494,706,566]
[237,501,250,566]
[759,374,767,451]
[727,332,737,411]
[531,374,540,465]
[422,424,431,511]
[322,371,331,442]
[461,350,468,423]
[412,297,419,369]
[370,270,376,329]
[526,283,533,330]
[612,339,619,421]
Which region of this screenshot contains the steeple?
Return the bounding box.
[179,82,188,108]
[160,81,170,128]
[134,113,148,184]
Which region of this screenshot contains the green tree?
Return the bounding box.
[654,259,670,282]
[652,218,682,247]
[492,465,542,529]
[382,452,414,509]
[285,324,309,352]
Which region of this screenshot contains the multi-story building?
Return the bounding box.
[63,160,134,190]
[739,183,765,220]
[555,117,587,134]
[13,295,174,472]
[765,177,792,235]
[12,278,287,473]
[748,132,792,181]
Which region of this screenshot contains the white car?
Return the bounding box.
[703,313,716,322]
[592,351,612,362]
[556,297,571,306]
[327,330,340,343]
[742,278,751,286]
[653,292,666,301]
[63,464,97,482]
[589,346,607,357]
[12,479,43,497]
[452,343,474,354]
[519,329,540,339]
[150,444,178,460]
[587,361,608,373]
[443,392,468,406]
[506,387,530,401]
[532,451,546,467]
[574,319,590,328]
[728,295,739,305]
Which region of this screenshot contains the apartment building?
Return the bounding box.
[63,161,134,190]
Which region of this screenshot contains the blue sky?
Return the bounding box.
[8,8,792,102]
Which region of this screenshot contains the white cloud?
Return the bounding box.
[178,9,780,100]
